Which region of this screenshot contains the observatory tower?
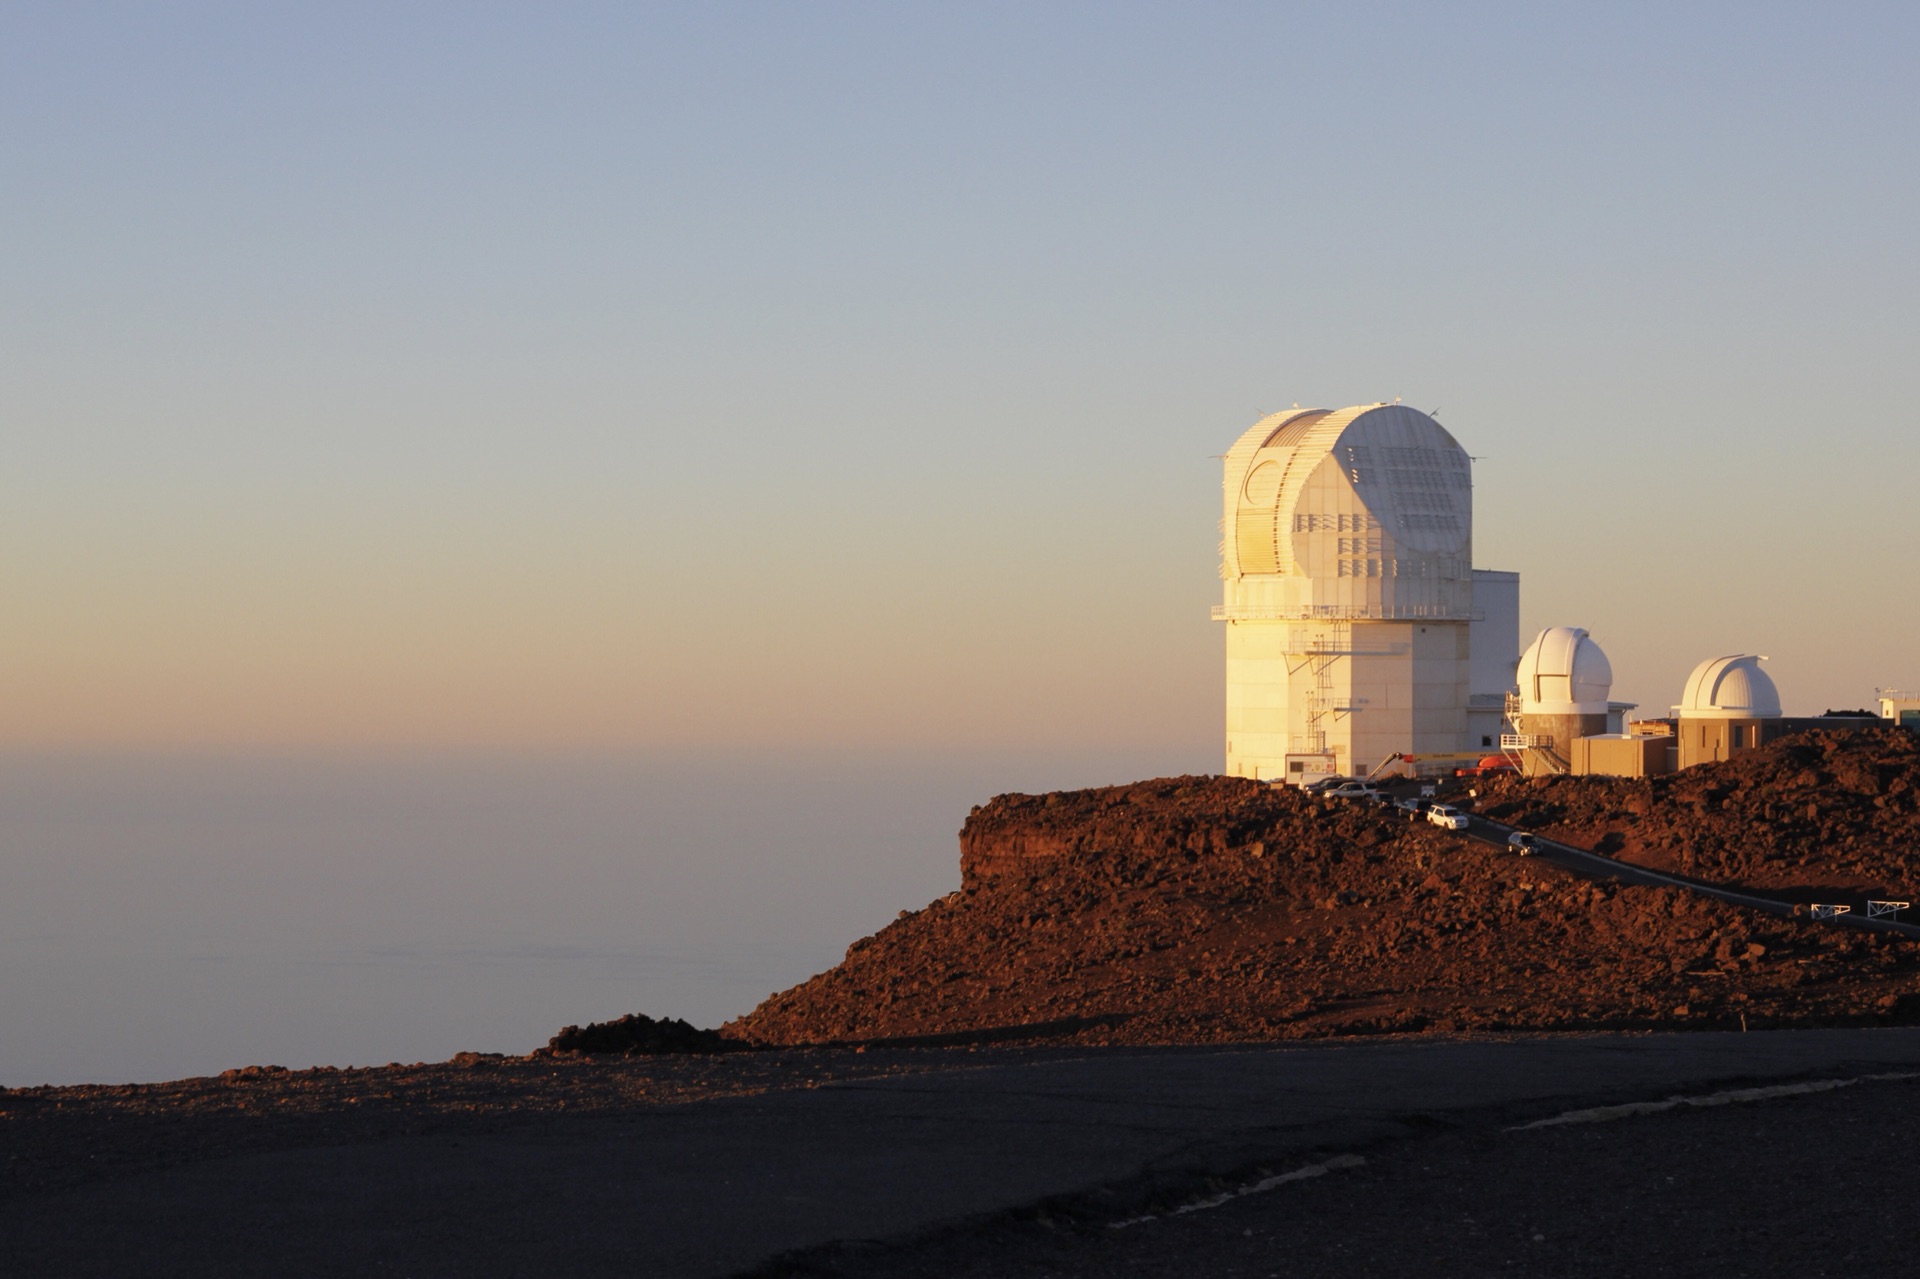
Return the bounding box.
[1674,654,1782,767]
[1510,626,1623,775]
[1215,404,1518,782]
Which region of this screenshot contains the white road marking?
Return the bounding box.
[1509,1072,1920,1131]
[1109,1154,1367,1228]
[1108,1073,1919,1229]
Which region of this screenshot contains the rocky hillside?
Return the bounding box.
[1475,728,1920,896]
[726,743,1920,1048]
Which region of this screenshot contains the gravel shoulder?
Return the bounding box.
[0,1046,1045,1203]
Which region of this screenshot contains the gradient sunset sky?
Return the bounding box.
[6,3,1918,756]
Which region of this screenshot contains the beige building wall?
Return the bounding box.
[1223,620,1298,779]
[1225,618,1469,782]
[1676,716,1773,768]
[1513,710,1610,775]
[1571,734,1671,778]
[1467,569,1521,752]
[1674,715,1882,769]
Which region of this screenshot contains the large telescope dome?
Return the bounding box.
[1218,404,1473,621]
[1678,655,1781,719]
[1516,626,1613,715]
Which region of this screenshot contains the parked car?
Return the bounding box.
[1507,831,1542,856]
[1322,781,1383,801]
[1427,804,1470,831]
[1300,776,1350,794]
[1395,797,1431,820]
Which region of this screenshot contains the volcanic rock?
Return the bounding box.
[1474,727,1920,896]
[726,738,1920,1048]
[541,1013,739,1057]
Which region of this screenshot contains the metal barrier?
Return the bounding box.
[1810,903,1853,921]
[1500,733,1554,749]
[1868,900,1912,919]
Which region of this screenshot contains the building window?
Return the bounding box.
[1482,736,1493,748]
[1730,725,1745,749]
[1292,513,1380,533]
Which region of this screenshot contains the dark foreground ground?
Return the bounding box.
[786,1071,1920,1279]
[7,1030,1920,1277]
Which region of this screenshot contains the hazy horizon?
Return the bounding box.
[0,744,1210,1085]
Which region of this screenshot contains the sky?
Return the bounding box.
[6,1,1919,756]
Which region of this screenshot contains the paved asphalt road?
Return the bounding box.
[8,1030,1920,1277]
[800,1064,1920,1279]
[1455,809,1920,940]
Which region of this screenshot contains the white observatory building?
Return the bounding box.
[1508,626,1635,774]
[1216,403,1520,782]
[1673,654,1782,767]
[1678,654,1782,722]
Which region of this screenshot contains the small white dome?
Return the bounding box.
[1517,626,1613,714]
[1678,655,1781,719]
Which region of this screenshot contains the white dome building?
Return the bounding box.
[1674,654,1783,767]
[1216,403,1520,783]
[1508,627,1631,775]
[1220,404,1475,619]
[1517,626,1614,715]
[1678,655,1782,719]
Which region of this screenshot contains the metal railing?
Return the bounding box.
[1212,603,1481,622]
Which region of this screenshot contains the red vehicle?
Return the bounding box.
[1453,755,1518,778]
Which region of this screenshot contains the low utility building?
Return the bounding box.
[1880,690,1920,731]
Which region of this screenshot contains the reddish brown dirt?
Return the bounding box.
[1474,727,1920,900]
[727,733,1920,1048]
